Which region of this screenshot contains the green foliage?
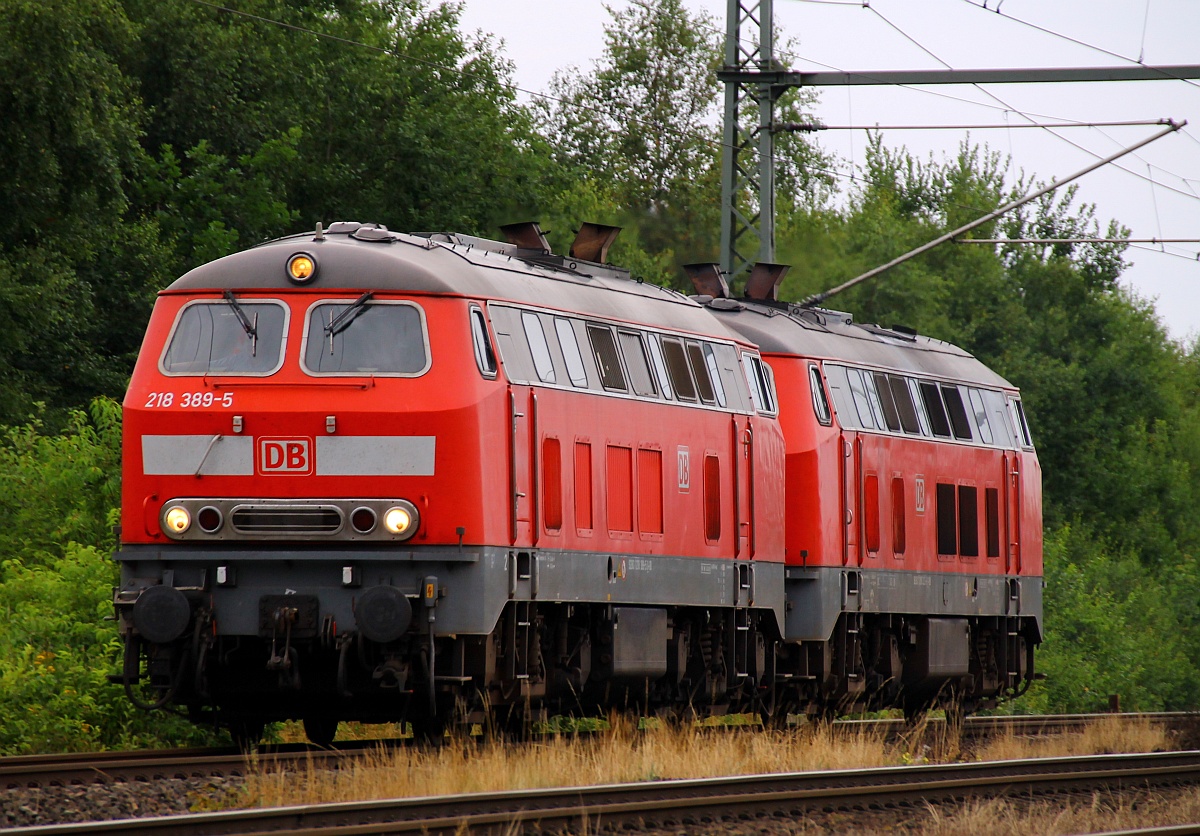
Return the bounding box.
[0,399,122,565]
[0,401,222,752]
[1024,525,1199,713]
[0,543,218,753]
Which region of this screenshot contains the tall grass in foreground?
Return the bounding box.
[923,787,1200,836]
[242,715,1168,811]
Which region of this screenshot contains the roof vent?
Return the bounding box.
[745,263,790,301]
[500,221,552,254]
[351,225,395,242]
[683,263,729,299]
[570,223,621,263]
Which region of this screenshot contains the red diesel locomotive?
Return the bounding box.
[112,221,1041,743]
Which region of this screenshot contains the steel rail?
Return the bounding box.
[10,750,1200,835]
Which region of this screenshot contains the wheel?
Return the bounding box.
[302,716,339,747]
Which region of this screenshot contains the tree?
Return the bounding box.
[534,0,728,283]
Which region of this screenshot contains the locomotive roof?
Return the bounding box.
[167,224,737,341]
[167,223,1012,390]
[705,298,1015,390]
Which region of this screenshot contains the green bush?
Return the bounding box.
[0,400,222,752]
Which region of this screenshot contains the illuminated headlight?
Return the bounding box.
[286,252,318,283]
[383,501,419,539]
[163,506,191,534]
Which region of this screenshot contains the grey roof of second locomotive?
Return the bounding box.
[708,299,1014,390]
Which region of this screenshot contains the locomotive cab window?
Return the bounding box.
[161,298,288,376]
[809,365,831,425]
[1011,398,1034,447]
[303,300,430,376]
[469,306,497,378]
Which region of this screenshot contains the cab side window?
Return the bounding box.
[470,306,497,378]
[809,365,831,425]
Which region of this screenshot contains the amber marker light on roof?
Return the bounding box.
[286,252,317,283]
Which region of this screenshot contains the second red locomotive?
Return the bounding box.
[111,221,1041,743]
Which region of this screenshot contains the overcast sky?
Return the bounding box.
[459,0,1200,342]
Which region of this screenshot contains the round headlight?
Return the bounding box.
[383,501,419,539]
[164,506,191,534]
[286,252,317,284]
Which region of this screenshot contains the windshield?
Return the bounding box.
[303,300,430,375]
[161,300,287,375]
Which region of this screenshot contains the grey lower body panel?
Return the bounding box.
[784,565,1043,643]
[114,545,786,639]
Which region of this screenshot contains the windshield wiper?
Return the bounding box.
[324,292,374,354]
[222,290,259,357]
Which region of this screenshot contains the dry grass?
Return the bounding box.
[973,714,1168,762]
[239,713,1178,835]
[914,786,1200,836]
[248,717,893,808]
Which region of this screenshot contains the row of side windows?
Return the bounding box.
[823,363,1033,449]
[480,303,778,415]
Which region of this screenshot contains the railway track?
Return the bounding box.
[10,749,1200,835]
[4,712,1196,789]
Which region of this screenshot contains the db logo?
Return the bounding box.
[258,437,313,474]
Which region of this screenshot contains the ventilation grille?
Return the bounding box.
[231,505,342,535]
